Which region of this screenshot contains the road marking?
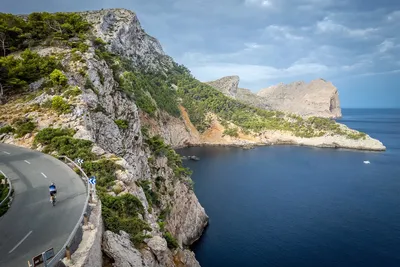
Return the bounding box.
[2,151,10,155]
[9,231,33,254]
[0,170,5,177]
[24,160,31,165]
[41,172,47,178]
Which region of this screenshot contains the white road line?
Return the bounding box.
[9,231,33,254]
[2,151,10,155]
[24,160,31,165]
[41,172,47,178]
[0,170,6,177]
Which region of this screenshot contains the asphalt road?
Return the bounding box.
[0,143,87,267]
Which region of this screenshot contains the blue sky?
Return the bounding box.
[3,0,400,108]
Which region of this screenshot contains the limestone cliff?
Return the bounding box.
[0,8,386,267]
[0,8,207,267]
[207,76,342,118]
[257,79,342,118]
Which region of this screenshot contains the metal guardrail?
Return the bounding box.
[0,170,12,208]
[46,156,92,267]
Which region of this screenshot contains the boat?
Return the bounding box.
[363,160,370,164]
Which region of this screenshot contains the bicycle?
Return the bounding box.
[50,193,57,206]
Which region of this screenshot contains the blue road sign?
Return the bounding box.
[89,176,96,185]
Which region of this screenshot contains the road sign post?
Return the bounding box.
[88,176,97,202]
[30,248,54,267]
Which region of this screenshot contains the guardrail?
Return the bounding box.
[46,156,93,267]
[0,170,12,208]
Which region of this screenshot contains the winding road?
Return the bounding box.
[0,143,86,267]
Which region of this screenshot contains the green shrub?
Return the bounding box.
[101,193,151,246]
[49,69,67,87]
[0,49,60,95]
[63,86,81,98]
[114,119,128,129]
[70,52,82,62]
[157,221,165,232]
[82,159,120,188]
[0,125,15,134]
[13,118,36,137]
[51,96,71,114]
[93,37,107,46]
[34,127,74,145]
[164,232,179,249]
[223,127,239,137]
[34,127,95,160]
[137,180,160,208]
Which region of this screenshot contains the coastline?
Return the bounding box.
[172,133,386,152]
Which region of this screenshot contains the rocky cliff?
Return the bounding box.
[0,8,207,267]
[0,7,386,267]
[257,79,342,118]
[207,76,342,118]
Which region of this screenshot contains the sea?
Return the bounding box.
[178,109,400,267]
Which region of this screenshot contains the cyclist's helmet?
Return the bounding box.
[50,182,55,186]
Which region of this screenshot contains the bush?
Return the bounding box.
[63,86,81,98]
[93,37,107,46]
[49,69,67,87]
[137,180,160,208]
[13,118,36,137]
[82,159,120,189]
[223,127,239,137]
[34,127,94,160]
[51,96,71,114]
[101,193,151,246]
[114,119,128,130]
[164,232,179,249]
[34,127,74,145]
[0,49,60,95]
[145,135,192,179]
[0,125,15,134]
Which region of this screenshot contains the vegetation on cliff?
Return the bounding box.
[0,12,90,96]
[33,127,152,246]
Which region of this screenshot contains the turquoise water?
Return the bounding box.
[179,109,400,267]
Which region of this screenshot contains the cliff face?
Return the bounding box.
[82,8,173,72]
[0,8,207,267]
[0,8,386,267]
[257,79,342,118]
[207,76,342,118]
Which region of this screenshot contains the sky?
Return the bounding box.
[3,0,400,108]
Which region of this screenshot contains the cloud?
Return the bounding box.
[387,10,400,21]
[244,0,273,8]
[263,25,305,40]
[378,39,396,53]
[316,17,377,38]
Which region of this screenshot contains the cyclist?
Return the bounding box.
[49,182,57,202]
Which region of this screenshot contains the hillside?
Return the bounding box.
[207,76,342,119]
[0,8,385,267]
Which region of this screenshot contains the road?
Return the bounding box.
[0,143,87,267]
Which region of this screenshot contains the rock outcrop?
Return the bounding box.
[257,79,342,118]
[82,8,173,72]
[103,231,200,267]
[207,76,342,118]
[206,76,239,98]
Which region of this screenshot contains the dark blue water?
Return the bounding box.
[178,109,400,267]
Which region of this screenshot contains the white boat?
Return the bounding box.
[363,160,370,164]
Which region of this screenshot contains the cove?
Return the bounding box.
[178,109,400,267]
